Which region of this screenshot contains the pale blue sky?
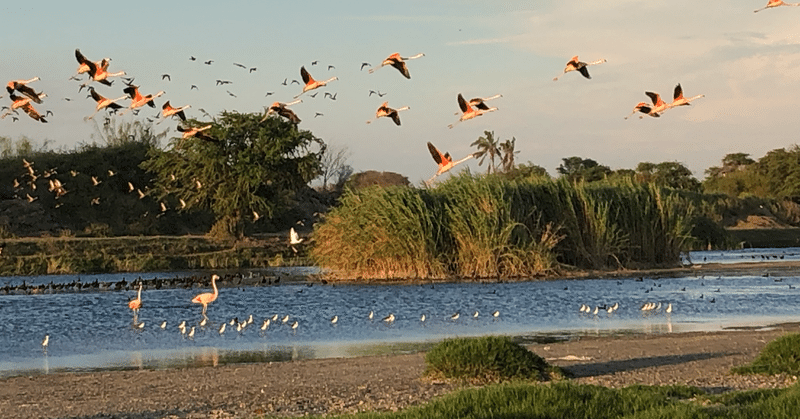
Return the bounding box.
[3,1,799,184]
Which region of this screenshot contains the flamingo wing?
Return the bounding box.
[645,91,661,106]
[278,107,301,124]
[389,111,401,126]
[673,84,683,100]
[21,103,45,122]
[427,142,445,165]
[457,94,470,113]
[162,101,172,111]
[75,49,90,65]
[300,66,313,84]
[577,65,591,79]
[89,87,105,103]
[123,85,140,101]
[390,60,410,79]
[471,99,490,110]
[13,84,42,104]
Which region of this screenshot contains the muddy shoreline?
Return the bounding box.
[1,324,798,419]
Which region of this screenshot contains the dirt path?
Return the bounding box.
[1,325,798,419]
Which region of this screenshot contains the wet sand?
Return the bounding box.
[1,324,798,419]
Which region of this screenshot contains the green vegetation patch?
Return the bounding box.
[732,333,800,376]
[424,336,560,384]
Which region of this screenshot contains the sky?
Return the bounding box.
[2,1,800,185]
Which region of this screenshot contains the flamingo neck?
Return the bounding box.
[405,53,425,60]
[285,99,302,106]
[396,106,410,112]
[212,277,218,296]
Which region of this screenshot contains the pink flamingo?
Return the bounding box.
[84,87,127,120]
[668,84,704,108]
[294,67,337,99]
[191,274,219,315]
[426,142,476,185]
[448,93,497,129]
[119,84,165,115]
[261,99,302,124]
[755,0,800,12]
[128,282,142,315]
[6,77,42,103]
[366,102,410,126]
[625,91,669,119]
[553,56,607,81]
[368,52,425,79]
[159,101,191,122]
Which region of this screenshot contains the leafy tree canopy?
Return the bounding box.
[556,156,611,182]
[142,111,324,239]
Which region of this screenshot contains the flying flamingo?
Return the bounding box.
[72,49,110,80]
[3,96,48,123]
[754,0,800,12]
[454,94,503,115]
[120,84,165,115]
[366,102,410,126]
[260,99,302,124]
[625,91,669,119]
[128,282,143,315]
[78,55,125,88]
[553,56,607,81]
[84,87,127,120]
[448,93,497,129]
[3,92,47,114]
[176,125,217,143]
[6,77,42,103]
[191,274,219,315]
[426,142,476,185]
[159,101,191,122]
[368,52,425,79]
[668,84,704,108]
[294,66,337,99]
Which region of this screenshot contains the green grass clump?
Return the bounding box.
[424,336,557,384]
[732,333,800,376]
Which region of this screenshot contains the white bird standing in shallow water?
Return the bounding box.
[492,310,500,318]
[383,313,395,324]
[41,334,49,351]
[218,323,226,335]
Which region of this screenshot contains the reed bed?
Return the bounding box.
[311,174,696,280]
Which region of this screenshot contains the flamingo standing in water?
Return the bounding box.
[191,274,219,315]
[128,282,142,315]
[754,0,800,12]
[260,99,302,124]
[448,93,497,129]
[553,56,607,81]
[159,101,190,122]
[120,84,165,115]
[6,77,42,103]
[426,142,476,185]
[368,53,425,79]
[294,66,337,99]
[366,102,410,126]
[84,87,127,120]
[668,84,704,108]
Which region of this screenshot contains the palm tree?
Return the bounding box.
[470,131,500,174]
[499,137,518,173]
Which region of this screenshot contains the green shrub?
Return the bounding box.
[732,333,800,376]
[424,336,558,384]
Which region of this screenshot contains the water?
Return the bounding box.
[1,250,799,378]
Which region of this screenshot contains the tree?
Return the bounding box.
[471,131,501,174]
[556,156,610,182]
[142,111,324,239]
[503,161,550,180]
[755,146,800,197]
[499,137,518,173]
[636,161,701,191]
[316,144,352,191]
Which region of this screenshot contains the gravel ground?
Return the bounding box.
[1,324,798,419]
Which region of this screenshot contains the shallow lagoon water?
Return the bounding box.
[1,250,799,378]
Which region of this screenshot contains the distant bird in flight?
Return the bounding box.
[668,83,704,108]
[120,84,165,115]
[448,93,497,129]
[190,56,196,61]
[177,125,217,143]
[626,91,669,119]
[249,67,257,73]
[360,62,372,71]
[204,60,213,65]
[190,85,198,90]
[460,94,502,113]
[553,56,607,81]
[754,0,800,12]
[233,63,246,69]
[369,52,425,79]
[328,65,335,70]
[76,50,125,87]
[366,102,409,126]
[314,112,324,118]
[294,66,337,98]
[369,90,387,97]
[215,80,232,86]
[426,142,476,185]
[261,99,302,124]
[161,74,171,81]
[226,90,237,97]
[72,49,110,80]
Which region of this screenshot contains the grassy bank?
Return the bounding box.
[312,175,696,280]
[0,235,302,275]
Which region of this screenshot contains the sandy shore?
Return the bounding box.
[1,323,798,419]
